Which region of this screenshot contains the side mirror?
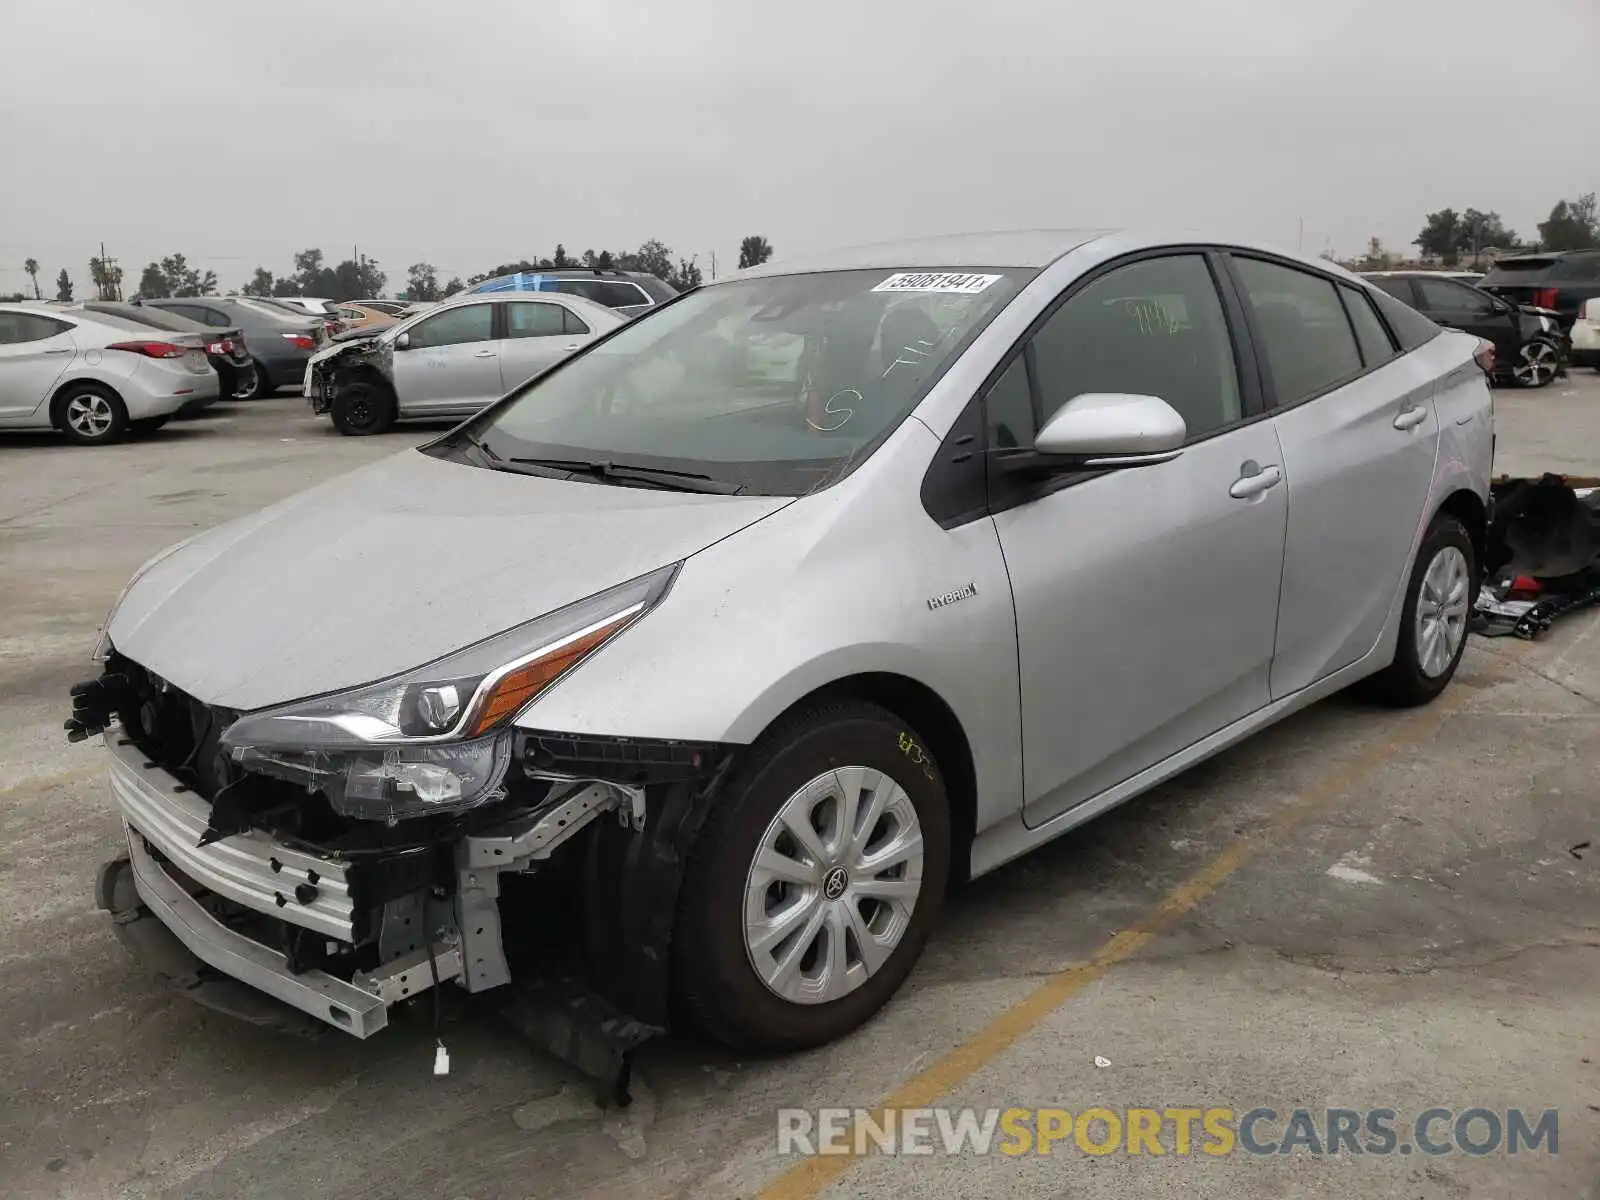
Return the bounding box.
[1030,392,1187,467]
[394,332,412,350]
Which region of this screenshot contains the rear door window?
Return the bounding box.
[562,308,591,335]
[505,302,566,338]
[1413,277,1497,318]
[1231,257,1363,405]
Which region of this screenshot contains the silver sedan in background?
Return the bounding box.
[303,290,624,434]
[0,303,219,444]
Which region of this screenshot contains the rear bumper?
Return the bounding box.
[126,361,220,419]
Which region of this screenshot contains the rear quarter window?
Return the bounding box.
[1365,286,1441,353]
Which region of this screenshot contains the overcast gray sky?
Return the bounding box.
[2,0,1596,294]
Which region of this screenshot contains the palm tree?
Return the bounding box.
[23,258,40,300]
[738,236,773,269]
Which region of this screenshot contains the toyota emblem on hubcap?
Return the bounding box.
[822,866,849,901]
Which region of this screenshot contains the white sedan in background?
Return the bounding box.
[303,291,624,435]
[0,303,219,444]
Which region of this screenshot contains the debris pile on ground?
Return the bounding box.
[1473,475,1600,639]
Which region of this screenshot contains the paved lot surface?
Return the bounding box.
[2,375,1598,1199]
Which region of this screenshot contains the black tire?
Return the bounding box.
[1366,513,1476,707]
[1512,338,1560,388]
[330,380,396,436]
[231,360,267,399]
[674,700,951,1053]
[54,382,130,445]
[130,416,171,435]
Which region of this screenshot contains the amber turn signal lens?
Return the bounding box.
[465,612,635,736]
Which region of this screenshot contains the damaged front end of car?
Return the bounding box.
[73,563,733,1104]
[304,334,393,416]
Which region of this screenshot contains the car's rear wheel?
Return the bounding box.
[1366,513,1475,707]
[674,700,950,1052]
[56,383,130,445]
[232,360,266,399]
[329,381,396,436]
[1512,339,1560,388]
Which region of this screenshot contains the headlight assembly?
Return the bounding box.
[220,562,679,822]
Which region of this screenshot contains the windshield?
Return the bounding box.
[466,267,1032,495]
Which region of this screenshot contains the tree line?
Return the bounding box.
[7,235,775,305]
[1410,192,1597,267]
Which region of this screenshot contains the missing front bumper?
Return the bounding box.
[100,734,646,1040]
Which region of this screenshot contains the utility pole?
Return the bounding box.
[98,241,121,300]
[1296,218,1304,253]
[710,249,717,281]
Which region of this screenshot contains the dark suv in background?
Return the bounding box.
[465,268,678,317]
[1364,271,1566,388]
[1477,250,1600,334]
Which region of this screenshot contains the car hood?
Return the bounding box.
[107,450,792,710]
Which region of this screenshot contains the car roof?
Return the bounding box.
[730,229,1116,279]
[1495,249,1599,262]
[408,289,623,323]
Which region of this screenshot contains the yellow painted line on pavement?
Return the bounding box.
[758,664,1501,1200]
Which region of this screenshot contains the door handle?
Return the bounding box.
[561,344,580,352]
[1229,464,1282,499]
[473,350,496,358]
[1393,405,1429,431]
[43,348,71,355]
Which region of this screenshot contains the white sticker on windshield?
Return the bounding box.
[871,272,1001,295]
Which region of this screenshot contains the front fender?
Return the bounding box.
[513,421,1027,834]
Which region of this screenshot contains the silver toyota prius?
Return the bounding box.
[79,230,1492,1073]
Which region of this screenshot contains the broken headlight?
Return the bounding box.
[219,563,679,822]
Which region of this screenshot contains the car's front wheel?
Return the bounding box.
[675,700,950,1052]
[1512,338,1560,388]
[1366,512,1476,706]
[330,381,396,435]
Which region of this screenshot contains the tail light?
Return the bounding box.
[1532,288,1558,310]
[1473,338,1495,375]
[204,338,233,355]
[281,332,316,350]
[107,340,186,359]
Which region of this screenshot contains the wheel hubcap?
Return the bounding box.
[65,394,113,438]
[234,366,258,397]
[743,766,924,1006]
[1415,546,1470,678]
[1515,342,1555,386]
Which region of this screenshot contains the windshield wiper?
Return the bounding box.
[507,456,742,495]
